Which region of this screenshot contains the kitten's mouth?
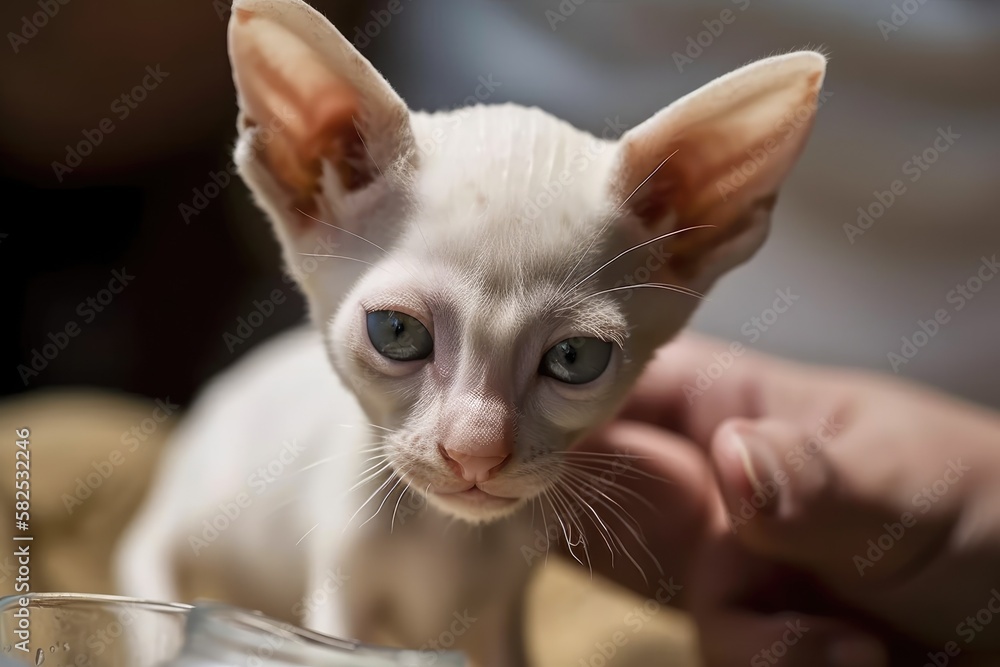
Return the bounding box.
[434,485,519,507]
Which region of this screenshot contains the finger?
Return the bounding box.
[709,417,950,586]
[567,419,718,604]
[697,608,888,667]
[615,333,819,446]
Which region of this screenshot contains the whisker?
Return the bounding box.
[566,225,716,294]
[568,282,705,309]
[569,484,649,582]
[545,492,583,568]
[351,116,430,253]
[356,452,391,468]
[293,450,385,478]
[296,210,391,257]
[344,460,394,495]
[557,459,671,490]
[572,484,663,582]
[554,149,680,297]
[358,469,408,529]
[297,209,420,283]
[538,494,551,567]
[344,469,399,532]
[549,483,592,577]
[556,450,654,461]
[354,456,393,479]
[559,466,659,516]
[556,475,616,565]
[614,151,680,216]
[296,253,388,273]
[338,423,396,433]
[546,470,645,580]
[351,116,384,176]
[390,478,412,534]
[296,522,319,546]
[551,485,587,549]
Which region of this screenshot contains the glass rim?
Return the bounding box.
[0,592,191,613]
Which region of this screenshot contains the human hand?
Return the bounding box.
[577,335,1000,666]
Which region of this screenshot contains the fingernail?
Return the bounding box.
[723,427,780,516]
[827,636,887,667]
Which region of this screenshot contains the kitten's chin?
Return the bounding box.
[427,487,526,523]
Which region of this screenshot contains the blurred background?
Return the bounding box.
[4,0,1000,407]
[1,0,999,663]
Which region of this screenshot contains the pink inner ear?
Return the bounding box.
[231,11,375,217]
[621,134,781,277]
[617,63,823,275]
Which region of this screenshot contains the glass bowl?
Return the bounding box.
[0,594,464,667]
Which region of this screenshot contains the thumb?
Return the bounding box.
[709,418,927,585]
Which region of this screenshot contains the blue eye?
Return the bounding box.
[366,311,433,361]
[540,337,612,385]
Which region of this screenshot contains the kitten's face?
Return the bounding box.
[228,0,825,522]
[326,110,641,520]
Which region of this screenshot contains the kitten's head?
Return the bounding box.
[228,0,825,522]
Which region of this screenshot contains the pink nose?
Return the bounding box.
[440,447,511,483]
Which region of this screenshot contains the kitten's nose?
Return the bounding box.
[441,388,516,483]
[440,446,510,483]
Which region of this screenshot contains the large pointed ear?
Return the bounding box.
[227,0,416,262]
[612,51,826,283]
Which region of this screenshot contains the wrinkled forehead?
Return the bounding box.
[421,243,627,354]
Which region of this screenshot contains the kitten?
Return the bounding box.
[114,0,825,664]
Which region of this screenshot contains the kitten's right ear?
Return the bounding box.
[228,0,415,243]
[609,51,826,286]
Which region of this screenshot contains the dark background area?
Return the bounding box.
[2,2,366,405]
[3,0,1000,410]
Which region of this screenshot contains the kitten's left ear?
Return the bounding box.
[228,0,415,247]
[612,51,826,282]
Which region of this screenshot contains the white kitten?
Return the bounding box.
[114,1,825,664]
